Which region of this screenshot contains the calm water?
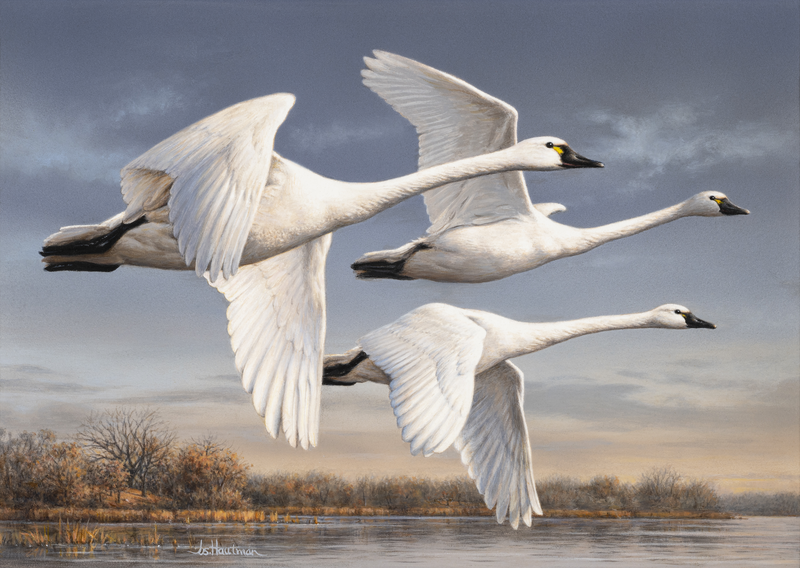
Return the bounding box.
[1,516,798,567]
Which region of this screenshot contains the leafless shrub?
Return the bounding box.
[635,465,683,510]
[157,437,249,509]
[0,429,57,505]
[374,476,402,509]
[538,475,581,510]
[679,479,720,511]
[396,477,437,512]
[244,471,353,508]
[85,459,128,506]
[452,476,484,506]
[576,475,635,511]
[38,441,88,506]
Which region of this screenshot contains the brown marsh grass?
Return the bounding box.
[1,520,164,549]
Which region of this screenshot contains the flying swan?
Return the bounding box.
[323,302,716,528]
[351,51,747,283]
[40,64,602,450]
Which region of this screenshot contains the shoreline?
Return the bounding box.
[0,506,737,523]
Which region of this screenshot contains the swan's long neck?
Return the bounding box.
[496,312,654,363]
[576,202,688,252]
[330,146,527,226]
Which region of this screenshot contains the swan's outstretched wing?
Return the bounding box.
[362,51,533,233]
[207,234,331,450]
[359,303,485,457]
[455,361,542,529]
[121,93,296,282]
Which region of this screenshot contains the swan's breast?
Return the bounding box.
[462,309,527,371]
[241,155,340,264]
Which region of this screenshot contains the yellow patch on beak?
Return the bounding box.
[554,145,565,155]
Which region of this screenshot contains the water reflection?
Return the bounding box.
[0,517,797,567]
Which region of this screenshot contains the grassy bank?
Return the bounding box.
[0,505,736,524]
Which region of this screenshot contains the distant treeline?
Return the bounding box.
[719,491,800,516]
[1,411,797,517]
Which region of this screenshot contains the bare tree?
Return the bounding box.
[354,475,373,507]
[78,408,174,497]
[374,476,405,509]
[439,478,463,507]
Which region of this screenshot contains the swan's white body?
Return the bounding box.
[352,51,746,283]
[355,191,749,282]
[42,59,601,450]
[323,303,716,528]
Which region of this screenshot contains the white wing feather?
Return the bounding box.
[533,202,567,217]
[362,51,533,233]
[455,361,542,529]
[359,303,485,457]
[121,93,296,282]
[207,234,330,450]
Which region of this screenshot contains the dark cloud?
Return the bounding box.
[0,400,96,437]
[0,364,91,393]
[196,374,240,384]
[759,378,800,407]
[101,376,249,407]
[2,364,58,376]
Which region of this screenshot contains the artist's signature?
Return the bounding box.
[190,539,262,556]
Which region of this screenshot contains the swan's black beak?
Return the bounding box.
[558,145,604,168]
[716,197,750,216]
[684,313,716,329]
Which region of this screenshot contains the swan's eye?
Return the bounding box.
[545,142,554,149]
[709,195,716,201]
[674,309,682,314]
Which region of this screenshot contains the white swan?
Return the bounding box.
[323,303,716,528]
[353,190,749,282]
[351,51,747,282]
[40,84,602,449]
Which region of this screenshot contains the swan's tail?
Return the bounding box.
[40,214,145,272]
[351,240,430,280]
[322,350,369,386]
[322,347,369,387]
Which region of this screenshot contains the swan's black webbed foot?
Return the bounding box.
[352,260,416,280]
[44,262,120,272]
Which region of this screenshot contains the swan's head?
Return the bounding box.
[682,191,750,217]
[650,304,716,329]
[514,136,604,171]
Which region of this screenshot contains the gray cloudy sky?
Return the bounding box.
[1,0,798,493]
